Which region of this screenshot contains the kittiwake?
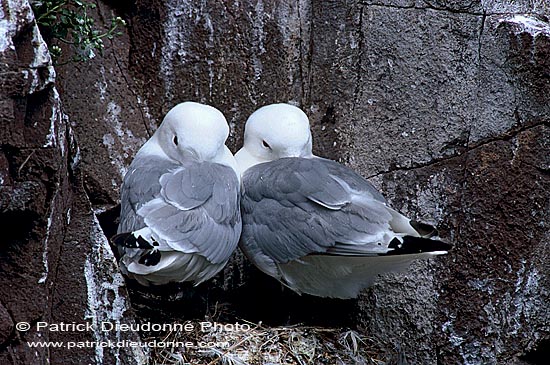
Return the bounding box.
[113,102,242,286]
[235,103,452,299]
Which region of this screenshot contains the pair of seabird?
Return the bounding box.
[113,102,451,299]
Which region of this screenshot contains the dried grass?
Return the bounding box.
[146,320,387,365]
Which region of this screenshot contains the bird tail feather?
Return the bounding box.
[279,240,451,299]
[385,235,453,255]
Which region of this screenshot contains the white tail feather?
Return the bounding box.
[279,252,444,299]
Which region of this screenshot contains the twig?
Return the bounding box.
[18,150,36,176]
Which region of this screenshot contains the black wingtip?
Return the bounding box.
[410,220,439,238]
[386,236,453,255]
[138,249,162,266]
[111,233,158,249]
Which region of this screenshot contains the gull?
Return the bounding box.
[235,103,451,299]
[113,102,241,286]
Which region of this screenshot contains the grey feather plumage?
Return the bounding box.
[117,155,241,285]
[118,156,176,234]
[240,157,450,298]
[241,157,391,263]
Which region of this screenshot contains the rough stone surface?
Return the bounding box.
[49,177,148,365]
[2,0,549,364]
[55,1,155,213]
[0,302,14,345]
[0,1,145,364]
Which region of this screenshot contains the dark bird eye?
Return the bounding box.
[262,140,271,149]
[173,135,178,145]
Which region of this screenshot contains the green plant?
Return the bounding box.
[30,0,126,64]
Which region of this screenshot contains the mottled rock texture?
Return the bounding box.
[2,0,549,364]
[0,1,145,364]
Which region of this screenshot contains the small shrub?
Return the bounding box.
[31,0,126,64]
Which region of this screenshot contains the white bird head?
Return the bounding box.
[236,103,313,173]
[153,102,230,163]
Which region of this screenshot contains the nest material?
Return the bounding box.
[147,321,387,365]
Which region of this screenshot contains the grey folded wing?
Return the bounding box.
[118,156,176,234]
[240,157,394,264]
[119,156,242,264]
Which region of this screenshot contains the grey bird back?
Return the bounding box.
[240,157,388,263]
[119,156,241,265]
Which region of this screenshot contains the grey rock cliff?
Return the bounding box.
[1,0,548,364]
[0,1,145,364]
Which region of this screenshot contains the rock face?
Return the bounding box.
[0,1,145,364]
[1,0,549,364]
